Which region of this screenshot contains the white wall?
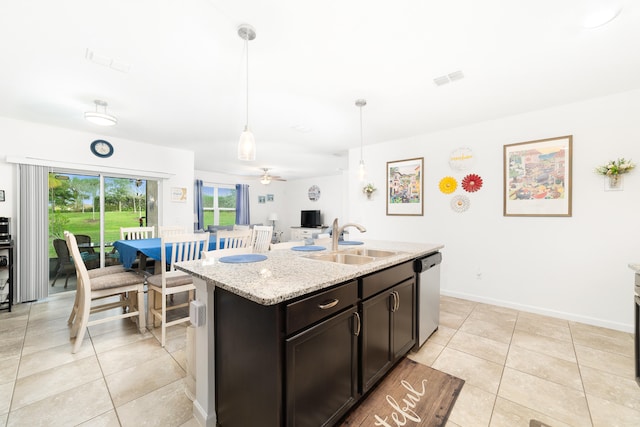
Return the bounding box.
[347,89,640,332]
[284,173,348,240]
[0,116,195,288]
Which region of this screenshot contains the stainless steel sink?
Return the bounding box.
[342,248,398,258]
[303,252,375,265]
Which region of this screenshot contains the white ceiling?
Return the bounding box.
[1,0,638,180]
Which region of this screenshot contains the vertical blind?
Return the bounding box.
[18,164,49,302]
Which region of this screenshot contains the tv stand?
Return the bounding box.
[290,226,329,241]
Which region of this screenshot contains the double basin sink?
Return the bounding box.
[303,248,400,265]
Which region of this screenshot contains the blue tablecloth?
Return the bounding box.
[113,236,218,268]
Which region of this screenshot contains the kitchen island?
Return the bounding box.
[176,239,443,427]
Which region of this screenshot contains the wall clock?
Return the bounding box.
[308,185,321,201]
[90,140,114,158]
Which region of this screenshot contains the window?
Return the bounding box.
[202,185,236,227]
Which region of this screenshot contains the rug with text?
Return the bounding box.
[339,358,465,427]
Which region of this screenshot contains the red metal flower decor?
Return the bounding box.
[461,174,483,193]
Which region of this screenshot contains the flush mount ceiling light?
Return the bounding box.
[238,24,257,161]
[84,100,117,126]
[356,99,367,181]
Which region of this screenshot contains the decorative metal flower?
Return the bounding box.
[439,177,457,194]
[451,195,470,212]
[462,174,483,192]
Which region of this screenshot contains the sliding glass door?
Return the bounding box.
[48,171,157,294]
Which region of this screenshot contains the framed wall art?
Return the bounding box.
[504,135,572,217]
[387,157,424,216]
[170,187,187,203]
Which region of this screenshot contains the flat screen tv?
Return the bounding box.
[301,210,322,228]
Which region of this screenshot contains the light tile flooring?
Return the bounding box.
[0,291,198,427]
[1,292,638,426]
[409,296,640,427]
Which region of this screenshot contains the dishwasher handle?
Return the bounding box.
[414,252,442,273]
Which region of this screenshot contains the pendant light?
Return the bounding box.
[238,24,257,161]
[356,99,367,181]
[85,100,117,126]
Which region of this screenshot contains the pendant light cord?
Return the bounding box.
[359,105,363,161]
[245,35,249,129]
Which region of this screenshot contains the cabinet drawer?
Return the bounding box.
[361,261,414,299]
[286,280,357,335]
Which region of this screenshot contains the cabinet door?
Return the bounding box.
[286,307,359,427]
[392,278,416,359]
[360,290,393,393]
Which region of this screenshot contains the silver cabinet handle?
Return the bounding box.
[353,312,361,336]
[318,299,339,310]
[390,291,400,312]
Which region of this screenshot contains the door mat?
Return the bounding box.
[339,358,465,427]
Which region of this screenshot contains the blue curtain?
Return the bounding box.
[236,184,250,225]
[194,179,204,231]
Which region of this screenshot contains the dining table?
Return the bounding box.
[113,235,220,269]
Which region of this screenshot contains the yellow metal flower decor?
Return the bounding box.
[595,158,635,189]
[439,177,457,194]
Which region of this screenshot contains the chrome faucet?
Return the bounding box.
[332,218,366,251]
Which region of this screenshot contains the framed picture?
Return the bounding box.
[387,157,424,216]
[266,194,274,202]
[170,187,187,203]
[0,190,4,202]
[504,135,572,217]
[258,195,266,204]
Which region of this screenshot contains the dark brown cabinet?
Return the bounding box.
[360,262,415,393]
[213,260,416,427]
[361,279,415,392]
[286,307,359,427]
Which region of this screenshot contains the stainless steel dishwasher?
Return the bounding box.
[414,252,442,348]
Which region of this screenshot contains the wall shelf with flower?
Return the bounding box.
[362,183,376,199]
[595,158,635,191]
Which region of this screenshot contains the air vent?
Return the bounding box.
[433,70,465,86]
[86,48,131,73]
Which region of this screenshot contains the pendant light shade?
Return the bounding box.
[238,24,257,161]
[238,127,256,161]
[85,100,117,126]
[356,99,367,181]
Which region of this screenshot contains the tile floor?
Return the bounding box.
[409,296,640,427]
[0,292,638,426]
[0,291,198,427]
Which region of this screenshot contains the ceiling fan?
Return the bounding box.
[258,168,286,185]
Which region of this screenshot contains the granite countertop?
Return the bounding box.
[175,239,443,305]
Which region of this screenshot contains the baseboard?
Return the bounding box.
[440,289,634,333]
[193,400,216,427]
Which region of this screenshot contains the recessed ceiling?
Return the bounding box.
[0,0,637,180]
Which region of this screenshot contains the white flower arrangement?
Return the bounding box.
[362,183,376,195]
[595,158,635,176]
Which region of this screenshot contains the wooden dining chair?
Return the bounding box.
[216,229,252,250]
[250,225,273,253]
[120,226,155,240]
[147,232,209,347]
[233,224,250,231]
[119,226,156,271]
[158,225,188,238]
[65,231,146,354]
